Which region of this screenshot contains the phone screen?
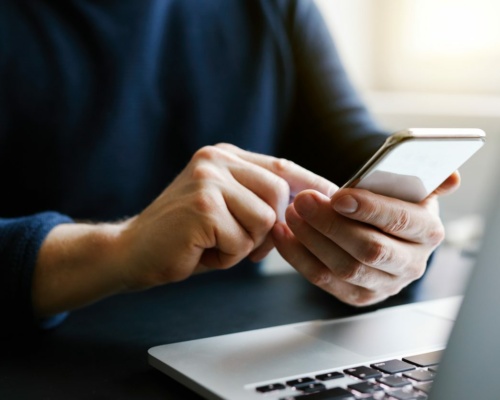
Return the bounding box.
[352,138,484,202]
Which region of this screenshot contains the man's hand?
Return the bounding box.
[117,143,335,289]
[33,144,335,316]
[272,172,461,306]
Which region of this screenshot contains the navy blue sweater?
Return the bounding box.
[0,0,387,335]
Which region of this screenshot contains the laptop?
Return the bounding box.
[149,188,500,400]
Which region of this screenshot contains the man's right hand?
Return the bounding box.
[118,143,336,289]
[33,144,336,317]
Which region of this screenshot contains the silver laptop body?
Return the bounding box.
[149,188,500,400]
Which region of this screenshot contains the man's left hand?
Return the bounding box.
[272,172,461,306]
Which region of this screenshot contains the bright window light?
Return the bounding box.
[407,0,500,57]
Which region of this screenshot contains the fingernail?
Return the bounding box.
[272,222,287,240]
[334,195,358,214]
[295,194,318,219]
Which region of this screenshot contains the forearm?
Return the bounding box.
[32,222,129,318]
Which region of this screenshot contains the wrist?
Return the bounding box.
[32,221,131,317]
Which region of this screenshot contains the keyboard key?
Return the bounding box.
[371,359,416,374]
[296,382,326,394]
[286,377,315,387]
[413,381,433,394]
[377,375,411,388]
[403,351,443,367]
[403,369,435,382]
[387,388,427,400]
[348,381,384,394]
[316,371,344,381]
[344,366,382,380]
[256,383,286,393]
[283,386,356,400]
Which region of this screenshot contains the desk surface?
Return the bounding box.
[1,246,472,400]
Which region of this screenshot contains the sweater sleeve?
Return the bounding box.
[0,212,73,337]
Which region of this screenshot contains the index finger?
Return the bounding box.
[215,143,338,197]
[432,171,461,196]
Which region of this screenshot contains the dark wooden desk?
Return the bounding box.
[0,246,472,400]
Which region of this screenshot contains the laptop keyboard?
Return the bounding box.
[253,350,442,400]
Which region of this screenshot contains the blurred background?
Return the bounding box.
[264,0,500,273]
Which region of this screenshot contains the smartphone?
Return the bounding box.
[342,128,486,203]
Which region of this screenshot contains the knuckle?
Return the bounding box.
[270,176,290,209]
[358,200,381,222]
[336,260,367,284]
[274,176,290,198]
[213,142,234,151]
[271,157,295,175]
[259,207,277,232]
[192,145,229,165]
[192,190,220,216]
[192,145,219,162]
[247,238,257,255]
[240,237,256,258]
[362,239,390,266]
[387,209,411,233]
[190,163,219,181]
[427,221,445,246]
[249,205,276,239]
[308,269,332,287]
